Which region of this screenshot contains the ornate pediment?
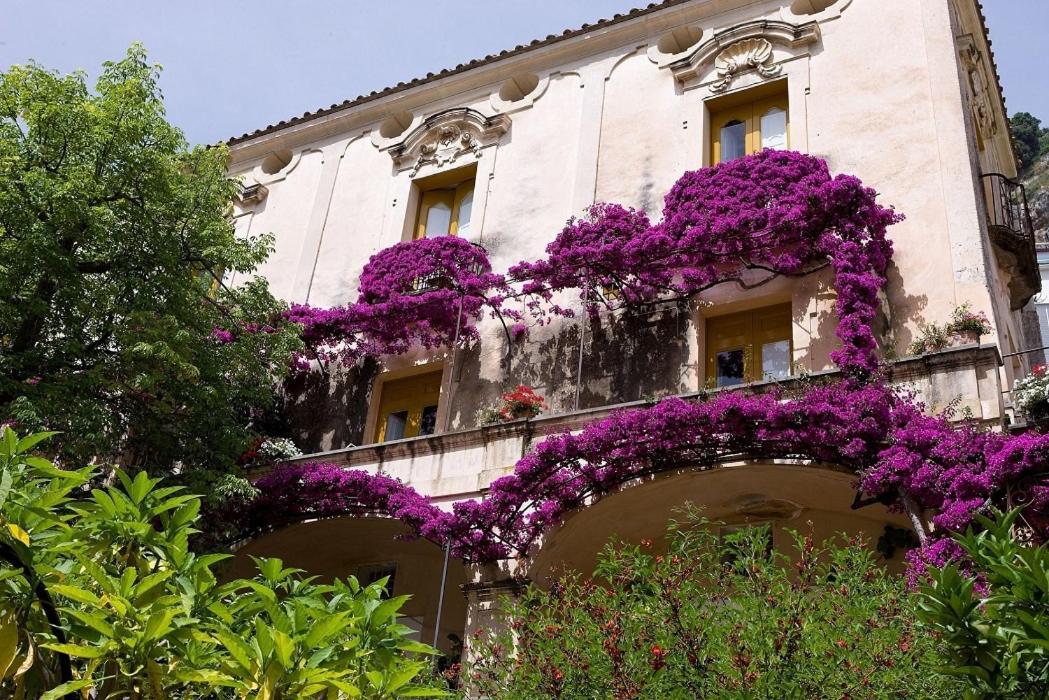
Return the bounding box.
[711,38,781,93]
[387,108,510,173]
[669,19,820,89]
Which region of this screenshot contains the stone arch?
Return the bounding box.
[525,460,909,584]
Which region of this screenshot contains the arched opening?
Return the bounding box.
[498,73,540,103]
[379,111,414,139]
[527,462,910,585]
[229,516,468,656]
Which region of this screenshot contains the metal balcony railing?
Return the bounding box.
[982,172,1036,252]
[981,173,1039,308]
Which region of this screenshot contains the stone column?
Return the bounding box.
[460,561,529,665]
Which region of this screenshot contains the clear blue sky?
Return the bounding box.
[2,1,1046,146]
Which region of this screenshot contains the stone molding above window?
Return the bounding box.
[667,20,820,92]
[382,108,511,175]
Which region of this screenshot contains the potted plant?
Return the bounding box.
[908,322,950,356]
[476,385,548,425]
[946,302,991,347]
[1014,364,1049,423]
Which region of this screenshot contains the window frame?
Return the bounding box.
[412,168,476,240]
[710,87,789,165]
[373,367,444,443]
[705,304,793,387]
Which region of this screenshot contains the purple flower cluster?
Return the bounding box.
[239,151,1046,581]
[246,381,1049,575]
[509,151,899,375]
[284,237,506,370]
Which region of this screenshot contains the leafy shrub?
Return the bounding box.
[468,512,959,699]
[918,510,1049,698]
[0,429,447,699]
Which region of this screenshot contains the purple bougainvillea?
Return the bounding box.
[246,382,1049,570]
[510,151,898,376]
[238,151,1048,579]
[285,236,506,370]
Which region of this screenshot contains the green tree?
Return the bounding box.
[1010,112,1046,171]
[0,429,447,699]
[469,512,959,699]
[917,510,1049,698]
[0,46,301,473]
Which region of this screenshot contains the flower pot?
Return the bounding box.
[949,331,980,348]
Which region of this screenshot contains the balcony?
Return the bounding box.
[982,173,1039,309]
[281,344,1004,502]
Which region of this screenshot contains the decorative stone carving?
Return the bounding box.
[710,38,781,93]
[386,108,511,174]
[958,35,999,146]
[667,19,820,87]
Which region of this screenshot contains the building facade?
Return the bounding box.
[223,0,1039,657]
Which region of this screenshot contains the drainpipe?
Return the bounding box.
[432,541,452,650]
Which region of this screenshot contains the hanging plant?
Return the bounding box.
[509,151,899,376]
[285,237,506,370]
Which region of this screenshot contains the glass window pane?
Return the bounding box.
[456,190,473,238]
[424,202,453,238]
[419,405,438,436]
[384,410,408,441]
[761,108,787,150]
[761,340,791,380]
[716,349,745,387]
[720,120,747,162]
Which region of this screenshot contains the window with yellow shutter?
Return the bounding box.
[709,83,789,165]
[373,369,444,443]
[412,165,476,240]
[705,304,793,387]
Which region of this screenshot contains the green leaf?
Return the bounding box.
[15,431,58,454]
[399,689,452,697]
[142,609,176,643]
[213,629,256,672]
[50,584,102,607]
[42,642,107,659]
[40,678,95,700]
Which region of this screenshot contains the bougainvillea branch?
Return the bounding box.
[509,151,898,376]
[237,151,1048,580]
[285,236,508,371]
[244,382,1049,569]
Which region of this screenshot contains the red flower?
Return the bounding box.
[650,644,667,670]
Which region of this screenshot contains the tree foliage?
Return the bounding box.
[1011,112,1049,172]
[0,429,447,699]
[468,512,961,699]
[0,46,301,472]
[918,510,1049,698]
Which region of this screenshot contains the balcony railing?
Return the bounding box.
[983,173,1035,247]
[981,173,1039,308]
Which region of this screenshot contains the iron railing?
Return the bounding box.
[982,172,1036,253]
